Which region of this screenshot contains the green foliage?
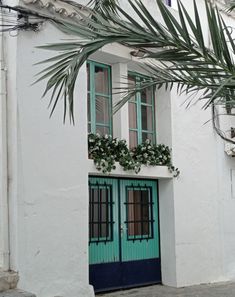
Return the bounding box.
[88,133,179,176]
[87,0,119,15]
[35,0,235,128]
[227,1,235,12]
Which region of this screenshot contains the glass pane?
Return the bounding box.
[101,223,109,238]
[92,188,99,203]
[129,102,137,129]
[95,66,109,94]
[141,105,153,131]
[101,188,108,203]
[89,187,110,240]
[142,132,154,143]
[128,75,136,102]
[141,86,153,104]
[88,124,91,133]
[93,224,99,238]
[96,126,110,136]
[127,189,150,237]
[87,64,90,91]
[129,131,138,148]
[96,96,110,124]
[87,93,91,122]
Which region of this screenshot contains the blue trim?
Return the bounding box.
[90,258,161,293]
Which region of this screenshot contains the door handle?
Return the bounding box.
[120,224,124,235]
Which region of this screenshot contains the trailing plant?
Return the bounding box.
[88,133,179,176]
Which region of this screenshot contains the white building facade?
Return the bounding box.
[1,0,235,296]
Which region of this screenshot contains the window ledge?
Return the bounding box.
[87,159,173,179]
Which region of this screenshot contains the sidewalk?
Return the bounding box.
[97,282,235,297]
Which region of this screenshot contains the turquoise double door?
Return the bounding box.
[89,177,161,292]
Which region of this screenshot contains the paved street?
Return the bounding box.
[97,282,235,297]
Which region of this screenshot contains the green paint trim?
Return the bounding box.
[87,60,113,136]
[128,72,156,145]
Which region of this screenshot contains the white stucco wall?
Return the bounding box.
[7,22,93,297]
[5,0,235,295]
[165,0,235,287]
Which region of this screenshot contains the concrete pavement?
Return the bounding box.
[98,282,235,297]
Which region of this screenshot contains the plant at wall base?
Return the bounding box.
[88,133,179,177]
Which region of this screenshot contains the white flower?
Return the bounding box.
[145,139,150,144]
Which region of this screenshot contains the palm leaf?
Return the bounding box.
[31,0,235,128]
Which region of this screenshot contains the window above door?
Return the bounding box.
[128,73,156,148]
[87,61,112,136]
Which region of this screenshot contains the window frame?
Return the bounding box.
[87,60,113,136]
[128,71,156,146]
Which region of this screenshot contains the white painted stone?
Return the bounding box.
[0,271,19,292]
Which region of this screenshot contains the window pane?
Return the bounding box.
[88,124,91,133]
[142,132,154,143]
[128,76,136,102]
[89,186,111,241]
[127,189,150,237]
[141,105,153,131]
[95,66,109,94]
[129,102,137,129]
[87,64,90,91]
[141,87,153,104]
[129,131,138,148]
[96,96,110,124]
[87,93,91,122]
[96,126,110,136]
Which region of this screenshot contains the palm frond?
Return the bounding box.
[34,0,235,125]
[87,0,119,15]
[226,1,235,12]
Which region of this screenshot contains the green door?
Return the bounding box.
[89,177,119,265]
[120,179,159,262]
[89,177,161,292]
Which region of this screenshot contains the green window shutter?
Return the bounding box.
[128,72,156,147]
[87,61,112,136]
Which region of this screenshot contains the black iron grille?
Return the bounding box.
[125,184,154,241]
[89,182,114,244]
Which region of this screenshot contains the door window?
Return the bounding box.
[126,187,153,240]
[89,183,113,243]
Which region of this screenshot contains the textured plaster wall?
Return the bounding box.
[172,0,235,287]
[7,0,235,295]
[13,23,94,297]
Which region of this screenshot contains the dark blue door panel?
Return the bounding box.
[90,258,161,293]
[89,262,122,293]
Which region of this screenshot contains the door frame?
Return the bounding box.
[88,175,162,292]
